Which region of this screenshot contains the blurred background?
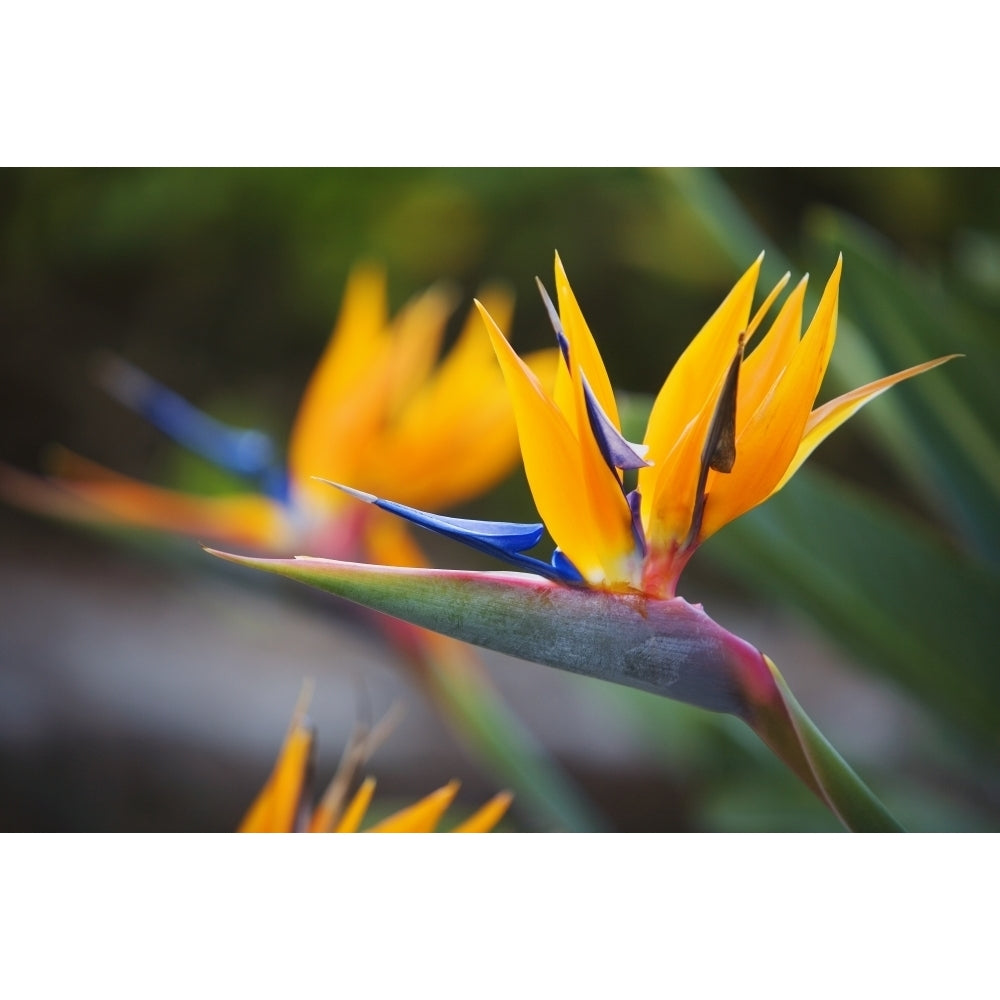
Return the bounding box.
[1,167,998,831]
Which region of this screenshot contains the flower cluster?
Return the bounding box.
[240,694,510,834]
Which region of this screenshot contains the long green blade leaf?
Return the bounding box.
[704,466,1000,746]
[807,210,1000,563]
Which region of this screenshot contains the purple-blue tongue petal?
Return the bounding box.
[580,372,650,472]
[536,278,649,475]
[535,278,570,363]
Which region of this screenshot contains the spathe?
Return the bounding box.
[207,548,902,832]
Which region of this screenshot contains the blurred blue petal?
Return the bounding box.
[97,354,286,498]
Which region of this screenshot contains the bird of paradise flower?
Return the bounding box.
[4,265,553,558]
[240,688,511,833]
[0,265,602,831]
[212,252,956,831]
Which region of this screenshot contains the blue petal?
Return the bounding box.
[551,548,586,584]
[580,372,650,472]
[326,482,543,550]
[260,467,292,505]
[97,355,285,497]
[322,481,584,585]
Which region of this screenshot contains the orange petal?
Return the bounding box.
[771,353,960,495]
[450,791,513,832]
[40,450,290,550]
[367,780,461,833]
[642,254,763,469]
[0,461,128,526]
[403,284,516,424]
[362,287,558,510]
[700,258,842,539]
[288,264,389,489]
[375,350,559,512]
[288,274,455,507]
[640,255,762,546]
[568,350,642,586]
[553,256,642,584]
[738,276,807,428]
[334,776,377,833]
[553,252,620,432]
[478,301,636,585]
[289,337,400,507]
[746,272,791,344]
[239,694,315,833]
[380,284,458,418]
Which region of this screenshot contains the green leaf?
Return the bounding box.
[422,660,606,832]
[806,210,1000,564]
[614,686,843,831]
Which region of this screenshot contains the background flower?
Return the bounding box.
[0,258,596,832]
[239,689,511,833]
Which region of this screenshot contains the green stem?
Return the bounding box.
[426,660,605,832]
[746,655,904,832]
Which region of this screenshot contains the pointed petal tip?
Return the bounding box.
[452,789,514,833]
[580,370,651,471]
[535,277,569,358]
[311,477,377,504]
[535,275,569,344]
[474,298,507,340]
[553,250,572,283]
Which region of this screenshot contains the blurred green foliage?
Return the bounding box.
[4,168,994,474]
